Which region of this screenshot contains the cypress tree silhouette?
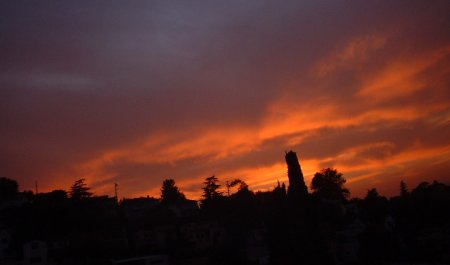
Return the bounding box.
[285,150,308,199]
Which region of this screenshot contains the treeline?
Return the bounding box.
[1,159,450,264]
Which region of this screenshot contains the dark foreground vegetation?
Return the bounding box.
[1,151,449,265]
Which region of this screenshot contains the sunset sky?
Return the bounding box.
[1,1,449,199]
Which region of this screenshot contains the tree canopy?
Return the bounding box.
[69,178,92,200]
[0,177,19,201]
[310,168,349,201]
[202,175,223,201]
[365,188,381,200]
[400,180,409,197]
[160,179,186,204]
[226,179,249,196]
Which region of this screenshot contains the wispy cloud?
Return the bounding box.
[357,45,450,102]
[314,34,388,77]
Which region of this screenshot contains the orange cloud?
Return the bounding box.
[77,88,449,199]
[329,143,450,198]
[63,28,450,200]
[357,45,450,102]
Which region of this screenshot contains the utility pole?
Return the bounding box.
[114,183,118,204]
[35,181,38,195]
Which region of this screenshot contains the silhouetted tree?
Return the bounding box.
[310,168,349,201]
[365,188,380,200]
[400,180,409,197]
[362,188,388,223]
[285,151,308,198]
[226,179,248,196]
[69,178,92,200]
[0,177,19,201]
[410,180,450,227]
[160,179,186,204]
[273,180,287,198]
[202,176,223,201]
